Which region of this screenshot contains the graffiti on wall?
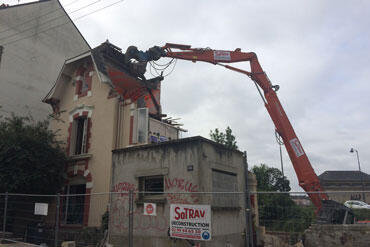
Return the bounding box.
[112,198,168,233]
[112,182,137,196]
[111,177,200,233]
[165,178,199,204]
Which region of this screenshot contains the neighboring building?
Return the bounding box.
[110,136,258,247]
[0,0,90,120]
[291,195,312,206]
[319,170,370,203]
[44,41,182,227]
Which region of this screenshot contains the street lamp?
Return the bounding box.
[350,148,366,202]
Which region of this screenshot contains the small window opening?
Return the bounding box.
[80,71,89,95]
[139,175,164,197]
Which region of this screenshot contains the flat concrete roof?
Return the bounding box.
[112,135,243,155]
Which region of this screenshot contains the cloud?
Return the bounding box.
[48,0,370,191]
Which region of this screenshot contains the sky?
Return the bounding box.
[4,0,370,191]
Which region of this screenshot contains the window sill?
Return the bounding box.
[211,205,241,210]
[60,224,84,229]
[136,195,167,205]
[68,153,93,161]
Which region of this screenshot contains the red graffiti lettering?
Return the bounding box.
[113,182,137,197]
[164,178,199,204]
[165,178,198,192]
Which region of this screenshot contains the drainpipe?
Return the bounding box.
[244,151,254,247]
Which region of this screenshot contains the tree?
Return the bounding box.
[0,115,66,194]
[251,164,314,233]
[252,164,290,192]
[209,126,238,150]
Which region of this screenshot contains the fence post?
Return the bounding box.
[128,190,134,247]
[2,192,8,241]
[55,193,60,247]
[244,152,254,247]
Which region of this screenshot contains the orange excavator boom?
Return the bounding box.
[124,43,353,224]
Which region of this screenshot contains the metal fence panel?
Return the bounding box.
[0,191,369,247]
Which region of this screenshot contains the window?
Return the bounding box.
[80,71,89,95]
[75,66,92,97]
[139,175,164,197]
[136,108,149,144]
[70,117,88,155]
[62,183,86,225]
[212,169,239,207]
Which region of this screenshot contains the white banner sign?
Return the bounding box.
[170,204,211,241]
[34,203,48,216]
[144,203,156,216]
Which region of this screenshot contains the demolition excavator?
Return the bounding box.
[123,43,353,224]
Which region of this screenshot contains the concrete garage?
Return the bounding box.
[109,136,258,247]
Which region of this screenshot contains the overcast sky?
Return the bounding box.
[5,0,370,191]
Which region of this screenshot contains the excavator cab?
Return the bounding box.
[317,200,354,224]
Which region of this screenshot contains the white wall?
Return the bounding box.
[0,0,89,120]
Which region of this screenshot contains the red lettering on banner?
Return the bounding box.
[174,207,206,220]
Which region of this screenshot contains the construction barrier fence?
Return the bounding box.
[0,191,369,247]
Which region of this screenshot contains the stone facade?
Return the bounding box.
[303,224,370,247]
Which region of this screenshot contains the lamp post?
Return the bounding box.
[350,148,366,202]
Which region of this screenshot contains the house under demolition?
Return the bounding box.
[44,41,184,227]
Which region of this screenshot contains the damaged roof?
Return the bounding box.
[44,40,163,115]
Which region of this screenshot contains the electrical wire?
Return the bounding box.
[0,0,124,46]
[0,0,102,43]
[275,130,284,145]
[149,58,177,77]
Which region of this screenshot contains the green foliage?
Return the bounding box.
[209,126,238,150]
[101,210,109,231]
[252,164,315,233]
[252,164,290,192]
[353,209,370,221]
[0,114,66,194]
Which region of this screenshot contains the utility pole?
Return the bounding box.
[350,148,366,202]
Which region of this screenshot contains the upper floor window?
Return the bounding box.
[79,71,90,95]
[75,64,93,98]
[70,116,88,155]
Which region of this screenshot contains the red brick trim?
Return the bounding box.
[75,64,93,98]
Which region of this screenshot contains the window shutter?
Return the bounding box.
[81,118,88,153]
[69,120,77,155]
